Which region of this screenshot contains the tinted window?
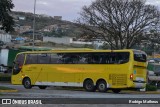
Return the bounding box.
[25,54,38,64]
[13,54,25,75]
[50,53,62,64]
[15,54,25,66]
[99,52,129,64]
[111,52,129,64]
[50,52,129,64]
[24,52,130,64]
[134,52,147,62]
[62,53,80,64]
[50,53,81,64]
[38,53,50,64]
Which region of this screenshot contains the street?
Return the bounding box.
[0,83,160,98]
[1,83,160,106]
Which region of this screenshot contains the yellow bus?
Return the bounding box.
[11,49,147,93]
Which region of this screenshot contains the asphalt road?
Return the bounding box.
[1,83,160,106]
[0,83,160,98]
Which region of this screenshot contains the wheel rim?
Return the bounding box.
[99,83,105,91]
[86,83,92,90]
[25,80,30,87]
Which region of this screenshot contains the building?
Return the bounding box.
[43,36,71,45]
[0,31,12,43]
[18,16,26,20]
[14,25,32,33]
[19,26,32,33]
[43,36,107,48]
[42,25,56,32]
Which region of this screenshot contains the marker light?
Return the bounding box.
[130,74,133,80]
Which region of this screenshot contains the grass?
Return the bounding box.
[0,86,15,90]
[0,73,11,77]
[0,86,18,93]
[116,90,158,94]
[0,73,11,82]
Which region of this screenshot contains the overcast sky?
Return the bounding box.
[12,0,160,21]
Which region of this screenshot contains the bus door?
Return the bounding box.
[24,54,45,85]
[36,53,51,85]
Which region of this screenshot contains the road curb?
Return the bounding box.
[0,90,18,93]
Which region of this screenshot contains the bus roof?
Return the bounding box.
[19,46,53,51]
[19,46,93,51]
[16,49,140,54]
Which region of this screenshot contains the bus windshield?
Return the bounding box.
[134,51,147,62]
[13,54,25,75]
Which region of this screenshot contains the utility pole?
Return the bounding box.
[32,0,36,51]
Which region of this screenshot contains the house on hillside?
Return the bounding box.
[13,25,32,33]
[42,25,55,32]
[18,16,26,20]
[43,36,107,48]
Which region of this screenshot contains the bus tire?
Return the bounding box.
[97,80,107,92]
[83,79,96,92]
[112,89,121,93]
[23,77,32,89]
[38,86,47,89]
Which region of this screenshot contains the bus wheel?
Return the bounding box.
[23,78,32,89]
[83,79,96,92]
[38,86,47,89]
[112,89,121,93]
[97,80,107,92]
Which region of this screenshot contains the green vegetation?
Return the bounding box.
[12,11,82,37]
[0,0,14,32]
[0,76,11,81]
[0,73,11,82]
[146,84,157,91]
[0,86,14,90]
[78,0,160,49]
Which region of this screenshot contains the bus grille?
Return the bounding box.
[109,74,127,86]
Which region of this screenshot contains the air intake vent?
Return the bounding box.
[109,74,127,86]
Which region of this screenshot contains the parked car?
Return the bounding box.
[0,41,5,46]
[148,58,160,63]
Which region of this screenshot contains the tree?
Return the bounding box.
[78,0,160,49]
[0,0,14,32]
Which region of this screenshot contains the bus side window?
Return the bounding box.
[79,53,88,64]
[100,54,107,64]
[61,53,80,64]
[25,54,38,64]
[61,54,71,64]
[50,53,63,64]
[108,53,116,64]
[117,52,129,64]
[84,54,92,64]
[38,53,50,64]
[106,52,129,64]
[70,54,80,64]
